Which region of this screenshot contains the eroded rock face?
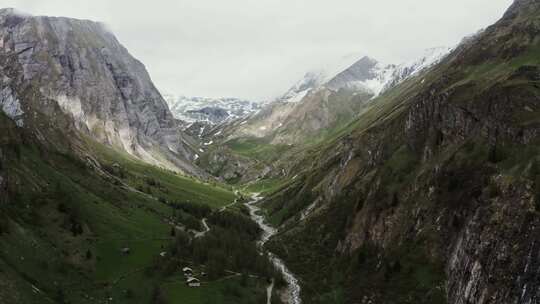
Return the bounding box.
[446,177,540,304]
[0,87,23,127]
[326,56,380,91]
[264,1,540,302]
[0,8,200,175]
[303,75,540,302]
[270,78,540,303]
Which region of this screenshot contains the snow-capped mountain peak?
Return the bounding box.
[327,47,453,97]
[325,56,395,95]
[382,46,453,92]
[164,47,452,127]
[274,46,452,106]
[276,71,327,103]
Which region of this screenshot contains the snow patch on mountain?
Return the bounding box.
[275,53,363,104]
[277,71,326,103]
[276,47,453,106]
[326,46,453,97]
[330,60,396,96]
[283,89,310,103]
[382,46,453,92]
[405,47,453,75]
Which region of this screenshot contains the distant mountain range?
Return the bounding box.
[210,46,453,145]
[164,95,263,125]
[164,47,452,129]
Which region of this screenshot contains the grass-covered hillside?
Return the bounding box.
[0,113,277,304]
[261,1,540,303]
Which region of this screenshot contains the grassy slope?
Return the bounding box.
[163,276,266,304]
[0,115,271,303]
[224,137,291,163]
[260,4,540,303]
[1,145,168,303]
[88,138,236,208]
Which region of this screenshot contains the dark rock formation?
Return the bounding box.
[264,1,540,303]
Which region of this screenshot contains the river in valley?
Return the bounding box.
[246,194,302,304]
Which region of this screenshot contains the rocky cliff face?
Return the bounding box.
[264,1,540,303]
[0,9,200,175]
[326,56,381,91]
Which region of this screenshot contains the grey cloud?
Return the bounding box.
[4,0,513,100]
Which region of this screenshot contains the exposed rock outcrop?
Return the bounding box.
[0,8,200,175]
[264,1,540,303]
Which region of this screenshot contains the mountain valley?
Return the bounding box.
[2,1,540,304]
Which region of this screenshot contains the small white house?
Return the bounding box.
[186,277,200,287]
[182,267,193,276]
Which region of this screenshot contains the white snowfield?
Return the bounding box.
[164,94,262,124]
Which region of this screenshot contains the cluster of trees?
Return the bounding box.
[135,176,166,195]
[102,163,126,179]
[170,201,212,218]
[145,177,163,188]
[191,226,271,279]
[62,213,84,236]
[173,209,201,231]
[54,183,84,236]
[136,184,154,195]
[167,201,213,231]
[208,210,260,240]
[165,211,277,281]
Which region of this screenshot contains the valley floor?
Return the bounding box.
[0,125,279,304]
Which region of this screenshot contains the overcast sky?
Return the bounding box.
[5,0,513,100]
